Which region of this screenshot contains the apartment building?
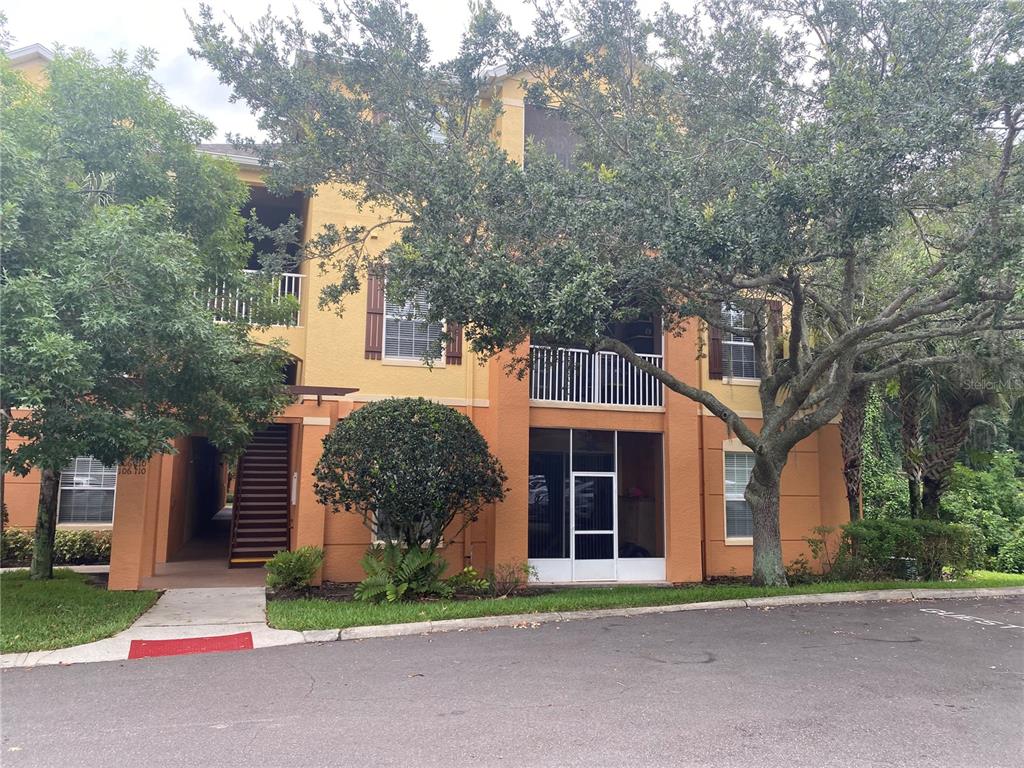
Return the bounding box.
[4,45,848,589]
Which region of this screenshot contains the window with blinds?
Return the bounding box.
[57,457,117,524]
[722,305,759,379]
[724,452,755,539]
[383,290,443,360]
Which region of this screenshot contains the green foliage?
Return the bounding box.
[354,543,450,603]
[861,390,909,519]
[53,530,112,565]
[194,0,1023,588]
[939,452,1023,561]
[841,519,984,581]
[1,529,111,566]
[994,524,1024,574]
[265,546,325,590]
[1,51,290,577]
[445,566,489,596]
[314,398,506,550]
[1,529,33,565]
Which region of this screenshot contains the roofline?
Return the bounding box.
[5,43,56,65]
[196,146,265,168]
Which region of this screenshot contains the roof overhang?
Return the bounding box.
[5,43,56,65]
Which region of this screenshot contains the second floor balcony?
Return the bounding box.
[529,345,664,408]
[208,271,304,326]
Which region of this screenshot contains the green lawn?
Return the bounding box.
[267,570,1024,631]
[0,569,158,654]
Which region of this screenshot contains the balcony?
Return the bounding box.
[529,346,664,408]
[209,271,304,326]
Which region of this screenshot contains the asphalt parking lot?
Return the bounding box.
[2,596,1022,767]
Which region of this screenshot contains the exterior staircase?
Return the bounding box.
[229,424,291,567]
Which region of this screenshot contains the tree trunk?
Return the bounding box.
[30,468,59,581]
[840,383,868,521]
[746,457,787,587]
[899,372,923,518]
[908,477,923,520]
[920,396,983,519]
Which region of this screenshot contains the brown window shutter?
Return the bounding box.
[708,321,723,380]
[445,322,463,365]
[364,271,385,360]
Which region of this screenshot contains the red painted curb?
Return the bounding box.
[128,632,253,659]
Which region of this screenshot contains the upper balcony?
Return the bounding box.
[209,270,304,326]
[529,346,664,408]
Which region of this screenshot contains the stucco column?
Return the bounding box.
[293,417,330,584]
[663,325,705,583]
[486,346,531,570]
[108,454,166,590]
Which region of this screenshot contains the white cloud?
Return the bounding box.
[6,0,670,140]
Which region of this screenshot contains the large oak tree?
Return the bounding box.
[192,0,1023,585]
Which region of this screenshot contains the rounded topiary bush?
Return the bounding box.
[313,397,506,550]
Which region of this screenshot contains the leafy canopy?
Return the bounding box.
[0,50,290,474]
[192,0,1023,585]
[313,398,506,550]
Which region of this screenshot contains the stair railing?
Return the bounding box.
[228,452,246,564]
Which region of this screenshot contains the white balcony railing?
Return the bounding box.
[208,271,303,326]
[529,346,664,407]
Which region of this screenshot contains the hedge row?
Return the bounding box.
[0,529,112,566]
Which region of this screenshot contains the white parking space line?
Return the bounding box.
[919,608,1024,631]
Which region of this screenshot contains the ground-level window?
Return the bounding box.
[724,452,755,539]
[384,289,443,360]
[57,457,117,524]
[527,428,664,560]
[722,304,759,379]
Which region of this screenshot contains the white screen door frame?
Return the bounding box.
[570,471,617,581]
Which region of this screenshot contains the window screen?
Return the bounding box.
[384,289,443,359]
[722,305,759,379]
[724,452,755,538]
[57,457,117,523]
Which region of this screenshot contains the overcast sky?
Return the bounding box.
[7,0,673,141]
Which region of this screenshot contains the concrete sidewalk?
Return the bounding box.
[0,587,302,669]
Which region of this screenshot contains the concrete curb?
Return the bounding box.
[4,585,1021,668]
[295,586,1024,645]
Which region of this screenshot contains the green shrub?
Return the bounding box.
[1,529,33,565]
[446,566,489,595]
[995,524,1024,574]
[842,519,983,580]
[355,543,449,602]
[1,529,111,566]
[265,546,325,590]
[314,398,506,551]
[53,530,112,564]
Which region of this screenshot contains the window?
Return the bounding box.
[722,305,759,379]
[724,452,755,539]
[57,457,117,524]
[524,105,580,168]
[383,289,443,360]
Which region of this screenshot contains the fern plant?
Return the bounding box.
[355,543,450,603]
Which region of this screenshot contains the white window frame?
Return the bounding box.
[721,304,759,381]
[723,444,754,545]
[382,287,446,366]
[57,456,118,526]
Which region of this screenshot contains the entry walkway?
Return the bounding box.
[0,587,302,668]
